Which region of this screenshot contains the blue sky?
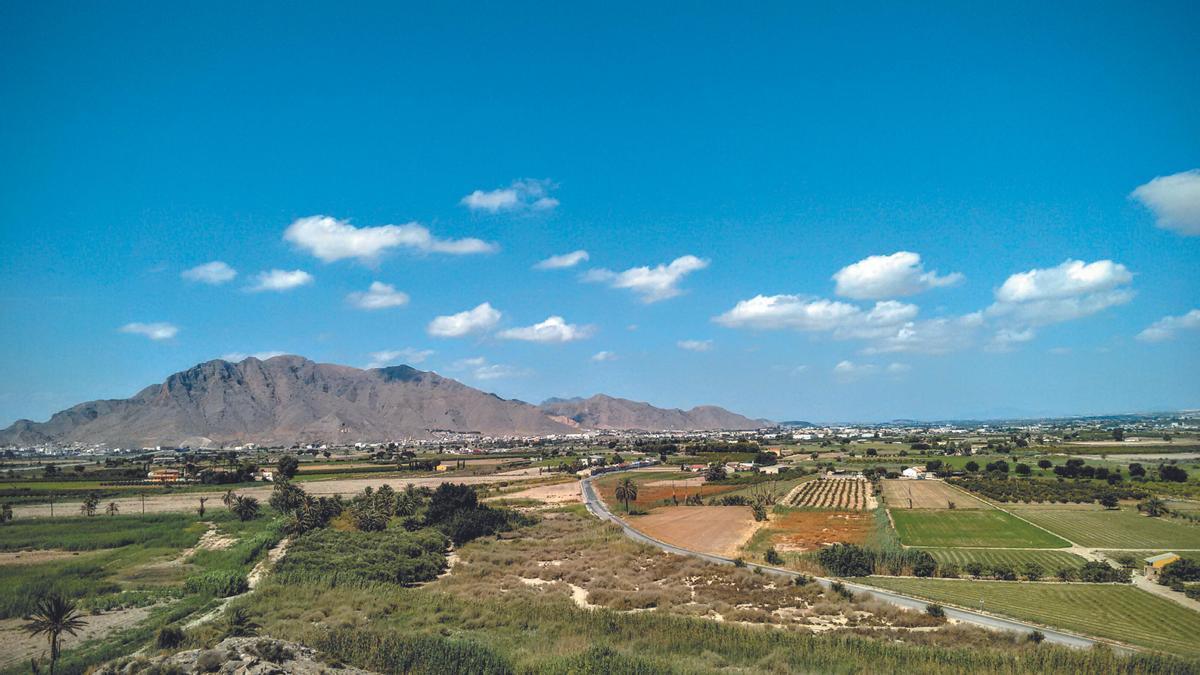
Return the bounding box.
[1,1,1198,425]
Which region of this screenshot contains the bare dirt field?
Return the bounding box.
[0,605,154,670]
[644,476,707,488]
[632,506,763,557]
[765,510,873,552]
[492,481,582,505]
[880,479,990,509]
[12,474,540,519]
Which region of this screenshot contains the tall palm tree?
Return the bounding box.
[231,495,260,522]
[198,496,209,518]
[22,594,86,675]
[104,502,119,516]
[614,477,638,512]
[222,490,237,509]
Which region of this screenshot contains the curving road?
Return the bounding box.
[580,474,1129,653]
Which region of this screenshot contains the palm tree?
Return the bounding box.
[22,594,86,675]
[1139,497,1168,517]
[1,502,13,523]
[614,477,638,512]
[231,495,260,522]
[222,490,237,509]
[104,501,119,516]
[197,496,209,518]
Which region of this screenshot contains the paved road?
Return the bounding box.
[580,475,1127,653]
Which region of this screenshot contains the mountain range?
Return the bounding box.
[0,355,768,447]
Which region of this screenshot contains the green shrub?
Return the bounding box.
[926,603,945,618]
[155,625,185,649]
[184,570,248,597]
[274,527,447,587]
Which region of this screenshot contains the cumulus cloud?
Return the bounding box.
[583,255,709,302]
[1137,309,1200,342]
[181,261,237,285]
[591,351,618,362]
[833,360,876,381]
[347,282,409,310]
[428,303,502,338]
[120,322,179,340]
[367,348,435,368]
[534,250,589,270]
[498,316,594,343]
[461,179,559,213]
[833,251,963,299]
[1130,169,1200,236]
[248,269,314,292]
[221,351,286,362]
[714,296,921,339]
[284,215,497,263]
[988,259,1134,325]
[677,339,714,352]
[451,356,529,380]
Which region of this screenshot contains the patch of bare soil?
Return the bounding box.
[492,481,582,505]
[0,549,95,566]
[767,510,873,552]
[881,479,990,509]
[0,605,153,671]
[633,506,763,557]
[12,474,540,519]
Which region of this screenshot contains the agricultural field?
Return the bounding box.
[920,548,1088,571]
[631,506,762,557]
[861,577,1200,657]
[1006,504,1200,549]
[595,471,736,511]
[890,510,1070,548]
[787,477,874,510]
[881,479,989,509]
[745,508,873,557]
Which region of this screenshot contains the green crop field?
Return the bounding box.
[920,548,1087,571]
[890,509,1070,548]
[1007,505,1200,549]
[861,577,1200,657]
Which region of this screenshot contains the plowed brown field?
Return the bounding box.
[631,506,762,557]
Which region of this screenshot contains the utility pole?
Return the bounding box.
[141,493,145,516]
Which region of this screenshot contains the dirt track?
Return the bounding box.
[11,474,539,519]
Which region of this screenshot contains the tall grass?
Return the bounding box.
[0,557,119,618]
[274,527,446,587]
[0,513,205,551]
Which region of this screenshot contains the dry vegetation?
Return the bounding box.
[881,479,990,509]
[444,508,940,631]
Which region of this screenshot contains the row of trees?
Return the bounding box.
[950,477,1148,505]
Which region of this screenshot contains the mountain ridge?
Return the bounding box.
[0,356,768,447]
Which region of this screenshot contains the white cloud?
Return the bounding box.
[833,360,876,381]
[864,314,984,355]
[886,362,912,375]
[677,339,714,352]
[1137,309,1200,342]
[367,348,435,368]
[986,327,1037,352]
[988,259,1134,325]
[248,269,314,292]
[451,356,529,380]
[1130,169,1200,236]
[347,282,409,310]
[461,179,559,213]
[181,261,237,285]
[498,316,595,343]
[427,303,502,338]
[833,251,963,300]
[591,351,618,362]
[583,255,709,303]
[534,250,589,270]
[284,215,497,263]
[714,295,920,338]
[120,322,179,340]
[221,351,286,362]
